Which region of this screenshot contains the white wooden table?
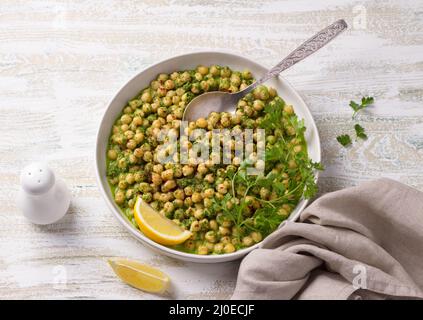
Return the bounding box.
[0,0,422,299]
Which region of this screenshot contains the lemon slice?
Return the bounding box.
[108,258,170,294]
[134,196,192,245]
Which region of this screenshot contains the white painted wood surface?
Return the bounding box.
[0,0,422,299]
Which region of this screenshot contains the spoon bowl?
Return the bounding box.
[182,91,241,122]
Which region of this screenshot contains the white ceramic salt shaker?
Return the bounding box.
[17,162,71,225]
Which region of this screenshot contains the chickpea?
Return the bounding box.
[223,243,236,253]
[126,139,137,150]
[220,236,231,244]
[121,114,132,125]
[162,96,172,107]
[259,187,270,200]
[210,65,220,76]
[161,169,174,181]
[253,100,264,111]
[255,159,265,171]
[163,202,174,214]
[164,79,175,90]
[118,180,127,190]
[284,104,294,115]
[293,145,302,153]
[242,236,254,247]
[205,241,215,251]
[184,186,193,196]
[190,221,201,232]
[204,173,214,184]
[143,151,153,162]
[282,204,292,212]
[220,66,231,78]
[184,197,193,207]
[230,74,241,87]
[209,220,218,231]
[277,208,289,217]
[288,159,297,169]
[221,219,233,228]
[217,183,228,194]
[286,126,296,136]
[194,72,203,81]
[158,193,168,203]
[203,198,212,208]
[173,189,185,200]
[193,208,204,219]
[133,148,143,158]
[232,238,241,246]
[142,192,153,202]
[151,173,162,186]
[182,165,194,176]
[141,91,152,103]
[220,116,231,127]
[205,231,217,243]
[128,198,135,208]
[197,245,208,255]
[158,107,167,117]
[151,165,162,175]
[162,180,176,192]
[268,87,277,97]
[197,65,209,75]
[185,240,195,251]
[199,218,209,230]
[191,192,203,203]
[251,232,263,243]
[182,71,193,82]
[126,189,134,199]
[196,118,207,129]
[219,226,231,236]
[125,173,135,185]
[139,182,151,193]
[173,199,183,208]
[131,115,141,125]
[134,132,144,144]
[107,149,117,160]
[242,69,252,79]
[203,188,214,199]
[115,191,125,204]
[213,243,224,254]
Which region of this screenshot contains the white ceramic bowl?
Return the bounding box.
[95,51,321,263]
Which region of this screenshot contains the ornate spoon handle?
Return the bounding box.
[236,19,348,97]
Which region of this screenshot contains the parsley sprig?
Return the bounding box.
[205,98,323,241]
[349,96,374,118]
[337,96,374,147]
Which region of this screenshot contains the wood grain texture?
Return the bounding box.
[0,0,422,299]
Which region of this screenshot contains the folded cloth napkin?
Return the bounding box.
[232,178,423,300]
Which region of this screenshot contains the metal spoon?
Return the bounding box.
[183,19,347,122]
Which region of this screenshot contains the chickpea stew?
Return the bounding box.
[106,65,322,255]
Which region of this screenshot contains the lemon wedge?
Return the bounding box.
[108,258,170,294]
[134,196,192,245]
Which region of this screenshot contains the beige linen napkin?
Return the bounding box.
[232,178,423,300]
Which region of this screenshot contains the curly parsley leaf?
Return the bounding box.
[203,96,324,240]
[349,96,374,118]
[336,134,352,147]
[354,124,368,140]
